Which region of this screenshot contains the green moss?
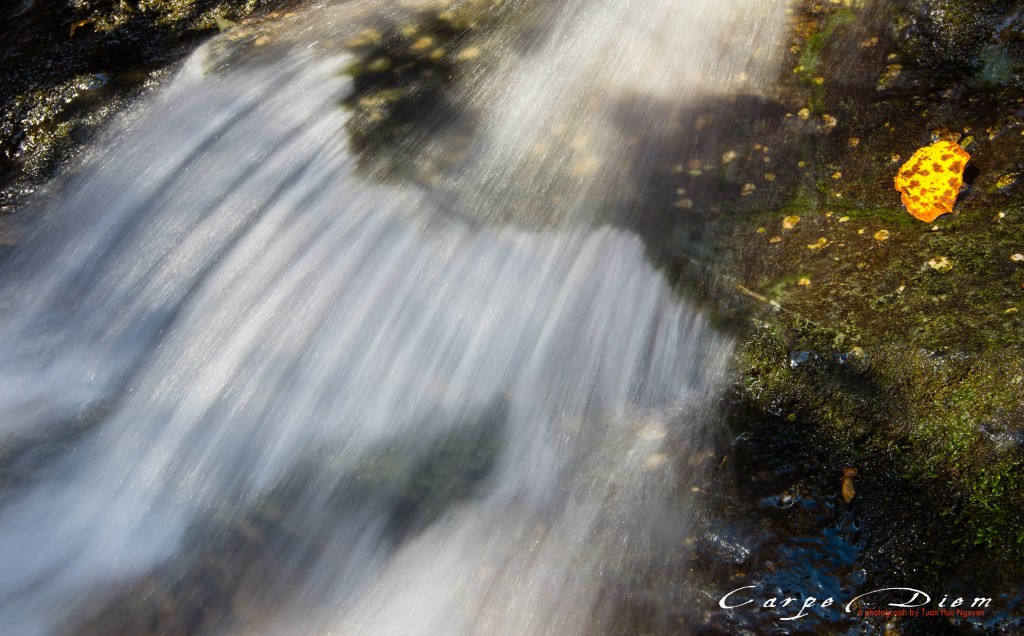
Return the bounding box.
[796,9,855,113]
[736,316,1024,563]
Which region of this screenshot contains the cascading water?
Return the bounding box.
[0,0,787,633]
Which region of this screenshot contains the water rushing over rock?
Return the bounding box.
[0,1,787,633]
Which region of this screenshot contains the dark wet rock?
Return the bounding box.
[897,0,1024,84]
[339,0,541,181]
[0,0,295,207]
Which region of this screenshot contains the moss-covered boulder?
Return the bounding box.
[678,1,1024,593]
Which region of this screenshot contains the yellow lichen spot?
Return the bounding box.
[797,108,810,119]
[1011,253,1024,262]
[741,183,756,196]
[798,277,811,286]
[410,36,435,51]
[831,171,843,179]
[894,140,971,222]
[769,236,782,244]
[354,28,382,46]
[756,227,766,234]
[838,216,850,223]
[807,237,828,250]
[569,156,600,177]
[848,137,860,147]
[764,172,776,182]
[891,154,901,163]
[722,150,738,163]
[782,215,800,230]
[927,256,953,272]
[821,114,837,130]
[457,46,482,61]
[874,229,890,241]
[674,198,693,209]
[643,453,668,470]
[995,173,1019,189]
[1005,307,1020,315]
[813,76,825,85]
[797,160,806,168]
[367,57,392,72]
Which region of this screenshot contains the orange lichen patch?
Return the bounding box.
[894,141,970,222]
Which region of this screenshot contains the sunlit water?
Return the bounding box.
[0,1,786,633]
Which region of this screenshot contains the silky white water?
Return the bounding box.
[0,1,786,633]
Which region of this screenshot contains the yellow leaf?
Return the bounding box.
[841,466,858,503]
[894,140,970,222]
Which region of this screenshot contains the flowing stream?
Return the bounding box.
[0,1,787,633]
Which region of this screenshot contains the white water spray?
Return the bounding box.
[0,1,787,633]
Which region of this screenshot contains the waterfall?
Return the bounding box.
[0,0,786,633]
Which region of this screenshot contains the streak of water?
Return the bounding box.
[0,0,786,633]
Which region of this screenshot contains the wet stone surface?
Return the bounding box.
[0,0,296,207]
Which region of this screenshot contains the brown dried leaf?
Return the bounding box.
[841,466,858,503]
